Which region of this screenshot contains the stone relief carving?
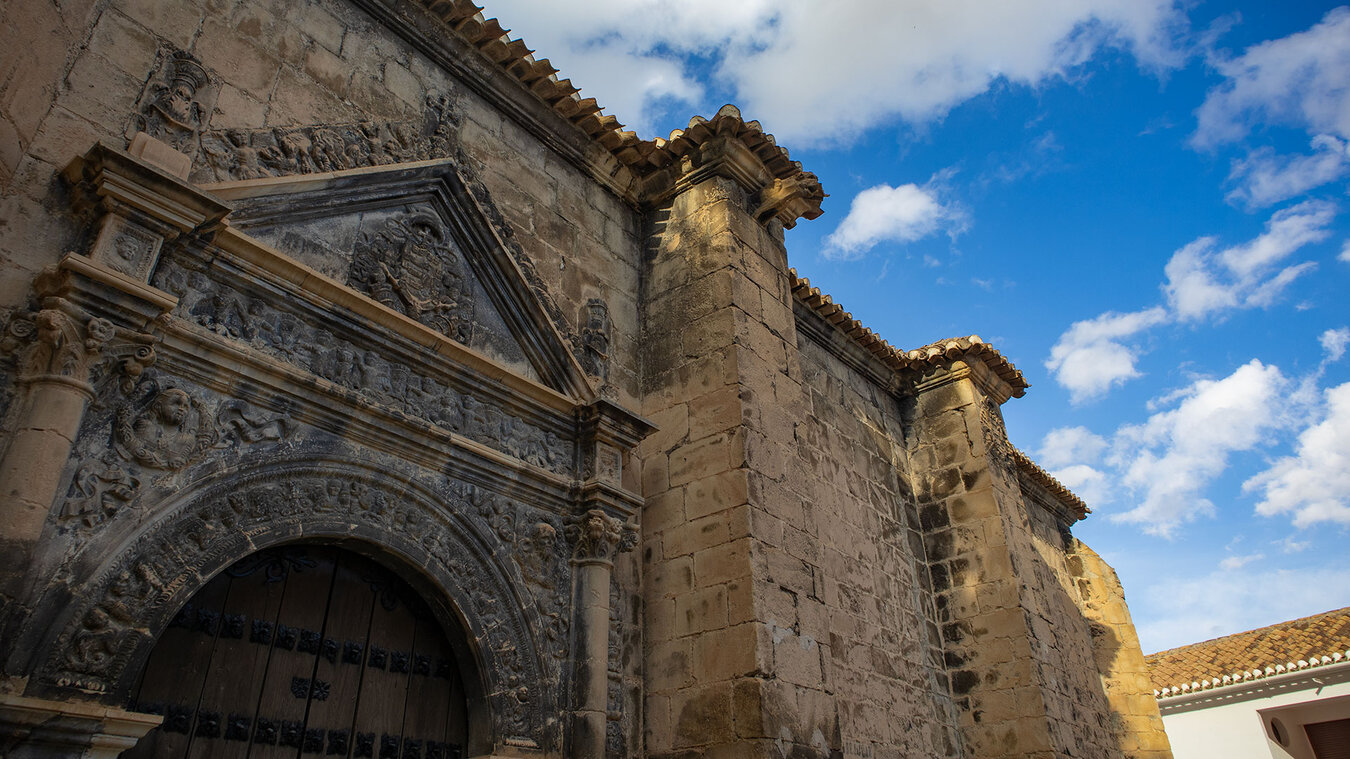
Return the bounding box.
[569,509,637,564]
[1,308,116,385]
[154,259,571,473]
[195,95,459,182]
[134,50,209,153]
[114,387,218,470]
[59,381,291,528]
[43,470,558,746]
[580,299,611,393]
[348,212,475,342]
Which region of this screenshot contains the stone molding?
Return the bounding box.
[0,693,162,759]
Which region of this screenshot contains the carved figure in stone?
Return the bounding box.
[570,510,637,564]
[138,51,208,152]
[347,213,474,342]
[114,387,218,470]
[516,522,558,593]
[217,400,290,445]
[62,462,140,527]
[192,94,460,182]
[580,299,611,382]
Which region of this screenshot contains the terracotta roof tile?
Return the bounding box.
[410,1,824,225]
[1012,448,1089,520]
[788,269,1029,396]
[1146,607,1350,697]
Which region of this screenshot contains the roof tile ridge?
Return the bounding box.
[416,0,650,162]
[1010,447,1090,518]
[1154,646,1350,699]
[787,268,1030,393]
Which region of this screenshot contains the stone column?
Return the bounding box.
[571,509,635,759]
[0,298,114,572]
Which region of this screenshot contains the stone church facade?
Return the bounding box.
[0,1,1171,758]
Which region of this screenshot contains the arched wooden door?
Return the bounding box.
[125,545,469,759]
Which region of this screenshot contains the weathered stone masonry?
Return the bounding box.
[0,0,1169,757]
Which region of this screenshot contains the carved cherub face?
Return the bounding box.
[154,389,190,426]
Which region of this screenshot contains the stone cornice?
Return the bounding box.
[789,269,1029,399]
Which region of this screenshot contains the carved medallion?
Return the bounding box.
[347,212,475,343]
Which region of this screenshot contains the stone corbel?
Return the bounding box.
[63,141,231,284]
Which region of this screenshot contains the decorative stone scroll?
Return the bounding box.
[154,259,572,473]
[347,212,475,342]
[40,468,554,747]
[1,308,115,389]
[195,96,459,182]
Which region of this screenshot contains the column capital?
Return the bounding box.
[569,509,637,565]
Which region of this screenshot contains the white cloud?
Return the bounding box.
[1225,136,1350,209]
[1321,327,1350,362]
[1045,308,1168,404]
[488,0,1184,143]
[1218,552,1263,571]
[1135,565,1350,653]
[1244,381,1350,528]
[824,182,963,259]
[1193,7,1350,150]
[1040,426,1108,468]
[1341,240,1350,263]
[1162,200,1335,321]
[1109,360,1288,536]
[1050,464,1111,509]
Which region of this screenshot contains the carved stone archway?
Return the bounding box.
[29,457,560,755]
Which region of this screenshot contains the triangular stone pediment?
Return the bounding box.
[206,159,593,400]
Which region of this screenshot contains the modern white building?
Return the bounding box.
[1147,607,1350,759]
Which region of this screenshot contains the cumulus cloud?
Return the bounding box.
[1225,137,1350,209]
[1163,200,1335,320]
[1135,565,1350,653]
[1193,7,1350,150]
[1195,8,1350,205]
[1040,426,1108,468]
[1218,552,1264,571]
[1244,381,1350,527]
[824,181,963,259]
[1108,360,1288,536]
[488,0,1184,143]
[1045,308,1168,404]
[1322,327,1350,362]
[1047,202,1337,400]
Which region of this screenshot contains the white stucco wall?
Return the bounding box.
[1160,668,1350,759]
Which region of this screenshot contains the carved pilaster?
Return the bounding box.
[569,508,635,759]
[64,142,231,286]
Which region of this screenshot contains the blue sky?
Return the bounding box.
[485,0,1350,653]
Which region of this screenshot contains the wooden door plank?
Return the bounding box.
[347,565,417,759]
[300,552,378,759]
[399,613,452,759]
[249,549,338,759]
[185,553,292,759]
[122,571,232,759]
